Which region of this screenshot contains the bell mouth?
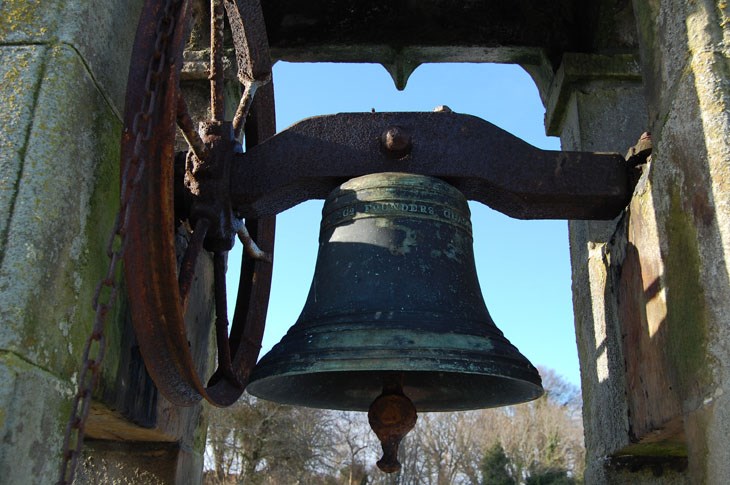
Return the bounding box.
[247,369,543,412]
[247,314,543,412]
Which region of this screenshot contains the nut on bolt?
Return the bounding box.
[381,126,412,159]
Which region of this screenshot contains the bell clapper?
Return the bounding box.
[368,385,418,473]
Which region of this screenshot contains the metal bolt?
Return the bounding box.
[381,126,412,158]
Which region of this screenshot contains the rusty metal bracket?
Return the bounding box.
[230,111,631,220]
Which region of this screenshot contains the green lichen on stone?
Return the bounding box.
[84,130,124,395]
[0,44,123,381]
[0,0,40,30]
[0,48,36,98]
[619,440,688,458]
[193,408,209,453]
[54,382,75,461]
[4,43,127,423]
[83,152,124,395]
[663,187,709,397]
[0,0,52,39]
[632,1,657,61]
[631,1,676,126]
[0,46,47,245]
[686,405,711,483]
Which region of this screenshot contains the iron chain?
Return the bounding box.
[56,0,183,483]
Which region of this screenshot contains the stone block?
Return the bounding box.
[0,45,46,253]
[0,0,144,114]
[0,352,71,483]
[0,44,121,378]
[569,228,632,460]
[544,53,643,137]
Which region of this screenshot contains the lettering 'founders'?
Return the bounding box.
[328,200,472,233]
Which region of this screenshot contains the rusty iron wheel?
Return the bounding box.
[120,0,275,407]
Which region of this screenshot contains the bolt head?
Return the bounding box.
[380,126,412,158]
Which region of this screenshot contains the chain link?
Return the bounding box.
[56,0,183,482]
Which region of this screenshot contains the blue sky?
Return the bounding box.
[228,61,581,387]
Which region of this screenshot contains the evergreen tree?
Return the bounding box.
[525,467,575,485]
[480,443,515,485]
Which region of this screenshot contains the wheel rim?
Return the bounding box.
[121,0,275,407]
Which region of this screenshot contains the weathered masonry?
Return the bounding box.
[1,1,729,483]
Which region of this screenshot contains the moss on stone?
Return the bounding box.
[663,186,710,397]
[0,45,123,382]
[0,0,62,49]
[192,408,209,453]
[619,440,688,457]
[632,2,657,61]
[0,46,46,248]
[81,124,124,396]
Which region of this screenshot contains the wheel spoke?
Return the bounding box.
[232,77,269,139]
[210,0,225,120]
[176,93,209,161]
[234,217,271,261]
[178,218,210,312]
[213,252,236,381]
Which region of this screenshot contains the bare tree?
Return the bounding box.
[329,411,377,485]
[204,394,337,484]
[476,370,585,483]
[417,412,485,485]
[204,368,584,484]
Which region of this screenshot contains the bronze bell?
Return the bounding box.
[247,172,543,469]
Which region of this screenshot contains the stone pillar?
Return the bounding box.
[543,53,691,483]
[0,1,213,483]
